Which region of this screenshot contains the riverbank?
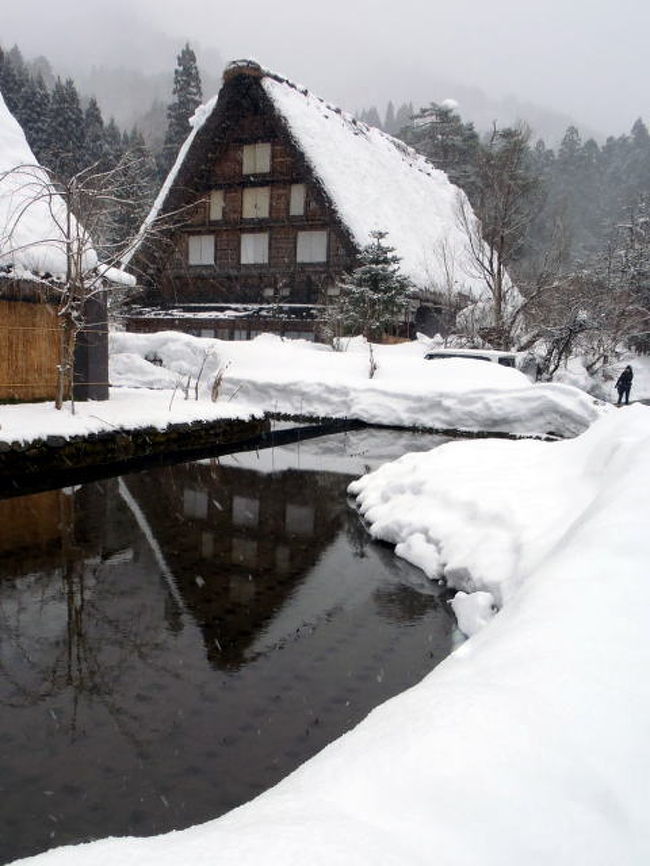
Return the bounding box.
[13,405,649,866]
[111,331,608,439]
[0,389,267,497]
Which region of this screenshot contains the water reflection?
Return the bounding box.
[0,429,453,864]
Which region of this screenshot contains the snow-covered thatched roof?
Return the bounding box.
[137,61,491,298]
[0,90,95,282]
[260,70,484,295]
[0,90,132,288]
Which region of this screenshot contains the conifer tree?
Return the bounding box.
[46,77,85,179]
[328,231,412,341]
[84,97,108,169]
[159,43,202,176]
[400,102,480,200]
[22,72,50,161]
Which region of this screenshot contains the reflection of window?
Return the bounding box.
[285,503,315,536]
[231,537,258,567]
[275,545,290,573]
[188,234,215,265]
[242,187,270,219]
[184,488,208,519]
[243,142,271,174]
[296,230,327,263]
[232,495,260,528]
[201,532,214,558]
[241,232,269,265]
[289,184,305,216]
[209,189,225,221]
[230,573,256,602]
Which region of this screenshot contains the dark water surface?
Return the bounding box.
[0,428,455,864]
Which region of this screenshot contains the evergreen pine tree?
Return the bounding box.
[400,102,480,199]
[394,102,413,135]
[45,77,85,178]
[329,231,412,341]
[0,45,26,116]
[159,43,202,176]
[23,72,51,162]
[104,117,125,167]
[384,101,396,134]
[84,97,108,169]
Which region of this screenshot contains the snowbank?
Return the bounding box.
[0,91,96,279]
[110,331,605,438]
[0,388,259,447]
[12,404,650,865]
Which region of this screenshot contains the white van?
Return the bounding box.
[423,347,520,368]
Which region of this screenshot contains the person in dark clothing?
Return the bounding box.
[616,365,633,405]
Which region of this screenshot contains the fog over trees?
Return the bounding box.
[1,31,648,366]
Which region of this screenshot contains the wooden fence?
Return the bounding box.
[0,299,61,401]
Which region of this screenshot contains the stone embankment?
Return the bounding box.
[0,416,269,498]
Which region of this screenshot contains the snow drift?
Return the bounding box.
[110,330,605,439]
[12,406,650,865]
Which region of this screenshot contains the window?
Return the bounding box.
[242,186,270,219]
[209,190,224,221]
[201,532,215,559]
[200,328,214,338]
[241,232,269,264]
[285,503,315,536]
[232,495,260,528]
[184,488,208,519]
[296,230,328,263]
[188,234,214,266]
[231,538,258,568]
[242,142,271,174]
[289,183,306,216]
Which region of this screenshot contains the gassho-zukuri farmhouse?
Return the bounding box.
[124,60,495,342]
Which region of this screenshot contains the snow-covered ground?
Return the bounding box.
[0,388,259,446]
[109,331,608,439]
[12,404,650,865]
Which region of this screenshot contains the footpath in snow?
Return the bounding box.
[110,331,606,439]
[13,405,650,866]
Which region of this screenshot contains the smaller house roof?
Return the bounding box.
[0,90,96,281]
[0,90,133,289]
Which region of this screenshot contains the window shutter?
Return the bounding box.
[242,142,271,174]
[296,230,328,263]
[289,184,306,216]
[242,187,271,219]
[188,234,215,265]
[209,190,224,221]
[241,233,269,264]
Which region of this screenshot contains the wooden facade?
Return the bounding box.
[129,63,359,338]
[0,287,109,403]
[0,296,61,401]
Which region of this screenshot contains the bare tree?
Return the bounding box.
[0,153,188,410]
[456,124,541,347]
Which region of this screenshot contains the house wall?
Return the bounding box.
[139,73,357,310]
[0,299,61,401]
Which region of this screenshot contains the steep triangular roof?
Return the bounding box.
[134,61,492,297]
[0,89,97,281]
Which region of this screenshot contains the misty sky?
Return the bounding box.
[3,0,648,136]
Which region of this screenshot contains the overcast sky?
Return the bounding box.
[3,0,648,136]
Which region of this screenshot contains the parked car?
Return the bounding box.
[424,348,520,368]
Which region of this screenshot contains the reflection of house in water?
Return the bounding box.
[122,458,351,669]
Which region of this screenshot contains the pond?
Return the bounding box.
[0,427,457,864]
